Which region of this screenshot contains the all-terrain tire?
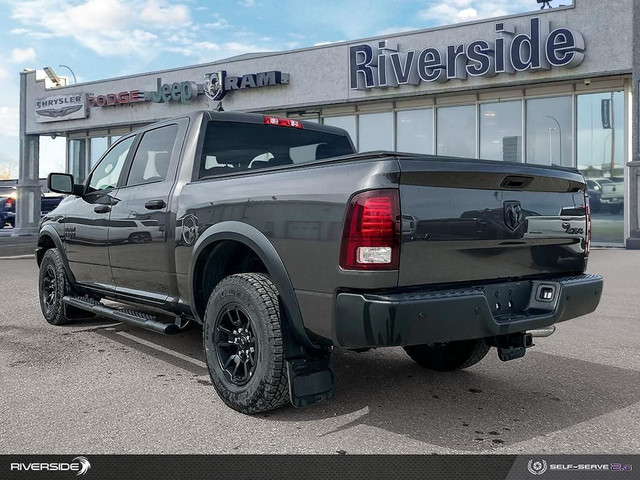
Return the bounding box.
[203,273,289,414]
[404,339,491,372]
[38,248,73,325]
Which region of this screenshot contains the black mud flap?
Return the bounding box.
[286,354,335,408]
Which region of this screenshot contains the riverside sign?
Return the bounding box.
[349,18,585,90]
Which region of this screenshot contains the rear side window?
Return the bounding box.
[126,124,178,186]
[198,121,354,179]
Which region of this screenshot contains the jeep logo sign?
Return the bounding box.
[349,18,585,90]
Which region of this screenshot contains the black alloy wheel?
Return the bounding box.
[214,304,258,386]
[41,263,58,314]
[203,273,289,414]
[38,248,73,325]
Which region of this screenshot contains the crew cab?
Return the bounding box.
[38,111,603,414]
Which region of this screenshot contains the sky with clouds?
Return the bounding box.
[0,0,555,178]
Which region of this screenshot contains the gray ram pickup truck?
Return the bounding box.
[39,110,602,414]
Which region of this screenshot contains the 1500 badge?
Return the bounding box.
[562,221,584,235]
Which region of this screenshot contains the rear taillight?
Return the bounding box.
[340,189,400,270]
[585,194,591,257]
[5,198,13,208]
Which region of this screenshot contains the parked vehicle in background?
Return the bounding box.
[38,111,603,415]
[0,189,63,229]
[598,177,624,213]
[0,194,15,228]
[40,193,64,216]
[0,187,16,228]
[585,179,603,213]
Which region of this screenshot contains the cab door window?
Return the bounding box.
[87,136,135,192]
[125,125,178,187]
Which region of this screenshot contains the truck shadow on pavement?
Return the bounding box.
[90,321,640,452]
[273,348,640,452]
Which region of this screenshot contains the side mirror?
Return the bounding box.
[48,173,80,195]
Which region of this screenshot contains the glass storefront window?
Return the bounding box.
[577,91,625,244]
[68,139,87,183]
[323,116,356,147]
[480,101,522,162]
[359,112,393,151]
[437,105,476,158]
[526,96,572,167]
[90,137,108,168]
[396,109,433,154]
[39,137,66,178]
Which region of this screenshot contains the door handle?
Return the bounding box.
[94,205,111,213]
[145,199,166,210]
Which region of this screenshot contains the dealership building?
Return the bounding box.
[16,0,640,247]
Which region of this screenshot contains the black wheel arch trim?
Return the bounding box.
[189,221,314,349]
[37,226,77,286]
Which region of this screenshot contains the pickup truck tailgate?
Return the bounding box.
[398,157,588,287]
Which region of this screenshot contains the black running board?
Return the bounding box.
[62,295,186,335]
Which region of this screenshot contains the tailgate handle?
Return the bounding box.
[501,175,534,189]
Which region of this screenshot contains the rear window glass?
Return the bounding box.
[198,121,354,179]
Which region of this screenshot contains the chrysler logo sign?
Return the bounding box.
[35,94,88,123]
[349,18,585,90]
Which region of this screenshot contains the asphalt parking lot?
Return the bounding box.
[0,248,639,455]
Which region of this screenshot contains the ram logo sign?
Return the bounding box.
[204,70,290,101]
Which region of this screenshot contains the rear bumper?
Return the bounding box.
[335,274,603,348]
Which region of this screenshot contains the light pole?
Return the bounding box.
[603,132,612,168]
[609,91,616,176]
[544,115,562,165]
[58,64,77,84]
[548,127,556,165]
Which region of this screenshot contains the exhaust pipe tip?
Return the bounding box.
[528,326,556,338]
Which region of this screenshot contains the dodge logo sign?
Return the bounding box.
[504,201,523,231]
